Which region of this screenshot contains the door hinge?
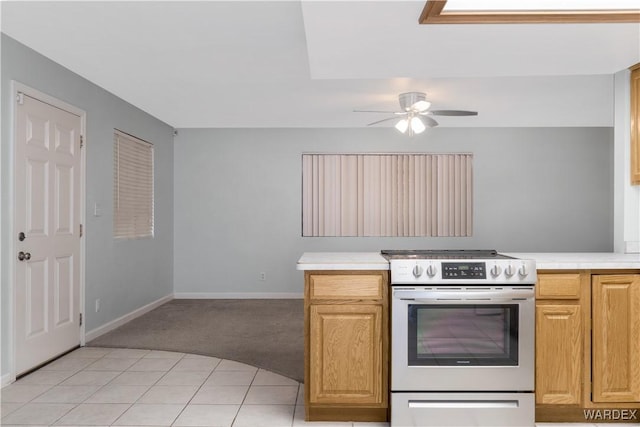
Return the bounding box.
[16,92,24,105]
[80,135,84,148]
[79,313,83,326]
[80,224,83,238]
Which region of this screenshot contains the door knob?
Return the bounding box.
[18,232,26,241]
[18,251,31,261]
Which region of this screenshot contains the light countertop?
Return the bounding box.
[296,252,389,270]
[297,251,640,271]
[506,252,640,270]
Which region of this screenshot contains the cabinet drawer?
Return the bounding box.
[537,273,581,299]
[309,275,384,300]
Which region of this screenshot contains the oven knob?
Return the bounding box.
[490,265,502,277]
[412,265,423,278]
[505,264,515,277]
[519,264,529,278]
[426,265,437,277]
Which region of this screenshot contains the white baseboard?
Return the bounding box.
[174,292,303,299]
[1,373,14,388]
[85,293,174,342]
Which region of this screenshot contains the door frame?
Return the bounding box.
[8,81,86,382]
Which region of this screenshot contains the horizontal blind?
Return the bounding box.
[302,153,472,237]
[113,130,154,239]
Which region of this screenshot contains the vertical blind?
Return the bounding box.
[113,130,154,239]
[302,153,472,237]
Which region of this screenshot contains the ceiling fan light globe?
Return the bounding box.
[412,100,431,112]
[395,119,409,133]
[410,116,426,134]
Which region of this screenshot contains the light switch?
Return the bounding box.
[93,202,102,217]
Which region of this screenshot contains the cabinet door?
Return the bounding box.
[631,64,640,185]
[309,304,383,405]
[536,304,582,404]
[592,274,640,403]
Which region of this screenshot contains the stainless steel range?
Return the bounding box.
[383,250,537,427]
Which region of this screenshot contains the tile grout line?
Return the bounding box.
[292,382,301,427]
[167,354,220,427]
[230,365,259,427]
[109,349,182,426]
[66,348,146,426]
[16,348,116,426]
[168,352,203,426]
[92,348,152,426]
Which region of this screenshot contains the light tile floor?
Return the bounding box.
[0,347,638,427]
[1,347,384,427]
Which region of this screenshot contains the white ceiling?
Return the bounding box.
[1,0,639,128]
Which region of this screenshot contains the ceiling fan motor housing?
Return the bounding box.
[399,92,426,111]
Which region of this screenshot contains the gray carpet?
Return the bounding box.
[88,299,304,382]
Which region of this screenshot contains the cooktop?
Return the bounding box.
[380,249,515,260]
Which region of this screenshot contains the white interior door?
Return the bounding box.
[15,91,83,375]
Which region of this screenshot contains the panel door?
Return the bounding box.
[535,304,582,404]
[631,64,640,185]
[309,304,383,405]
[592,274,640,403]
[15,92,82,375]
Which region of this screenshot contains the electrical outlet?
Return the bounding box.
[95,298,100,312]
[260,272,266,281]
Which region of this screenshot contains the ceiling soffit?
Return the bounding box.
[1,1,637,128]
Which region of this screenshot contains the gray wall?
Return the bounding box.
[0,32,616,379]
[173,127,613,296]
[1,34,174,377]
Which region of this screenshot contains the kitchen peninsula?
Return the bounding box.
[297,252,640,424]
[298,252,389,422]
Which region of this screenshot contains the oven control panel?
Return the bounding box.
[390,259,537,285]
[442,262,486,279]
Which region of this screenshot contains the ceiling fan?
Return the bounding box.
[354,92,478,136]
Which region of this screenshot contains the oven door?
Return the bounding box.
[391,287,535,392]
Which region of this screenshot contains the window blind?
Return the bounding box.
[113,130,154,239]
[302,153,472,237]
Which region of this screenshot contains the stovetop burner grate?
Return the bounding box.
[381,249,515,260]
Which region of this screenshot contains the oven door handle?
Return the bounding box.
[394,290,534,301]
[408,399,520,409]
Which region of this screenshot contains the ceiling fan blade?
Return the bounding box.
[354,109,403,114]
[422,116,439,128]
[366,116,400,126]
[428,110,478,116]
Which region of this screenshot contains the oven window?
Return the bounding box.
[408,304,519,366]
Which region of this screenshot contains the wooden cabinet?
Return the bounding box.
[535,272,585,406]
[592,274,640,403]
[304,271,388,422]
[631,63,640,185]
[536,304,582,404]
[309,304,383,405]
[536,271,640,423]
